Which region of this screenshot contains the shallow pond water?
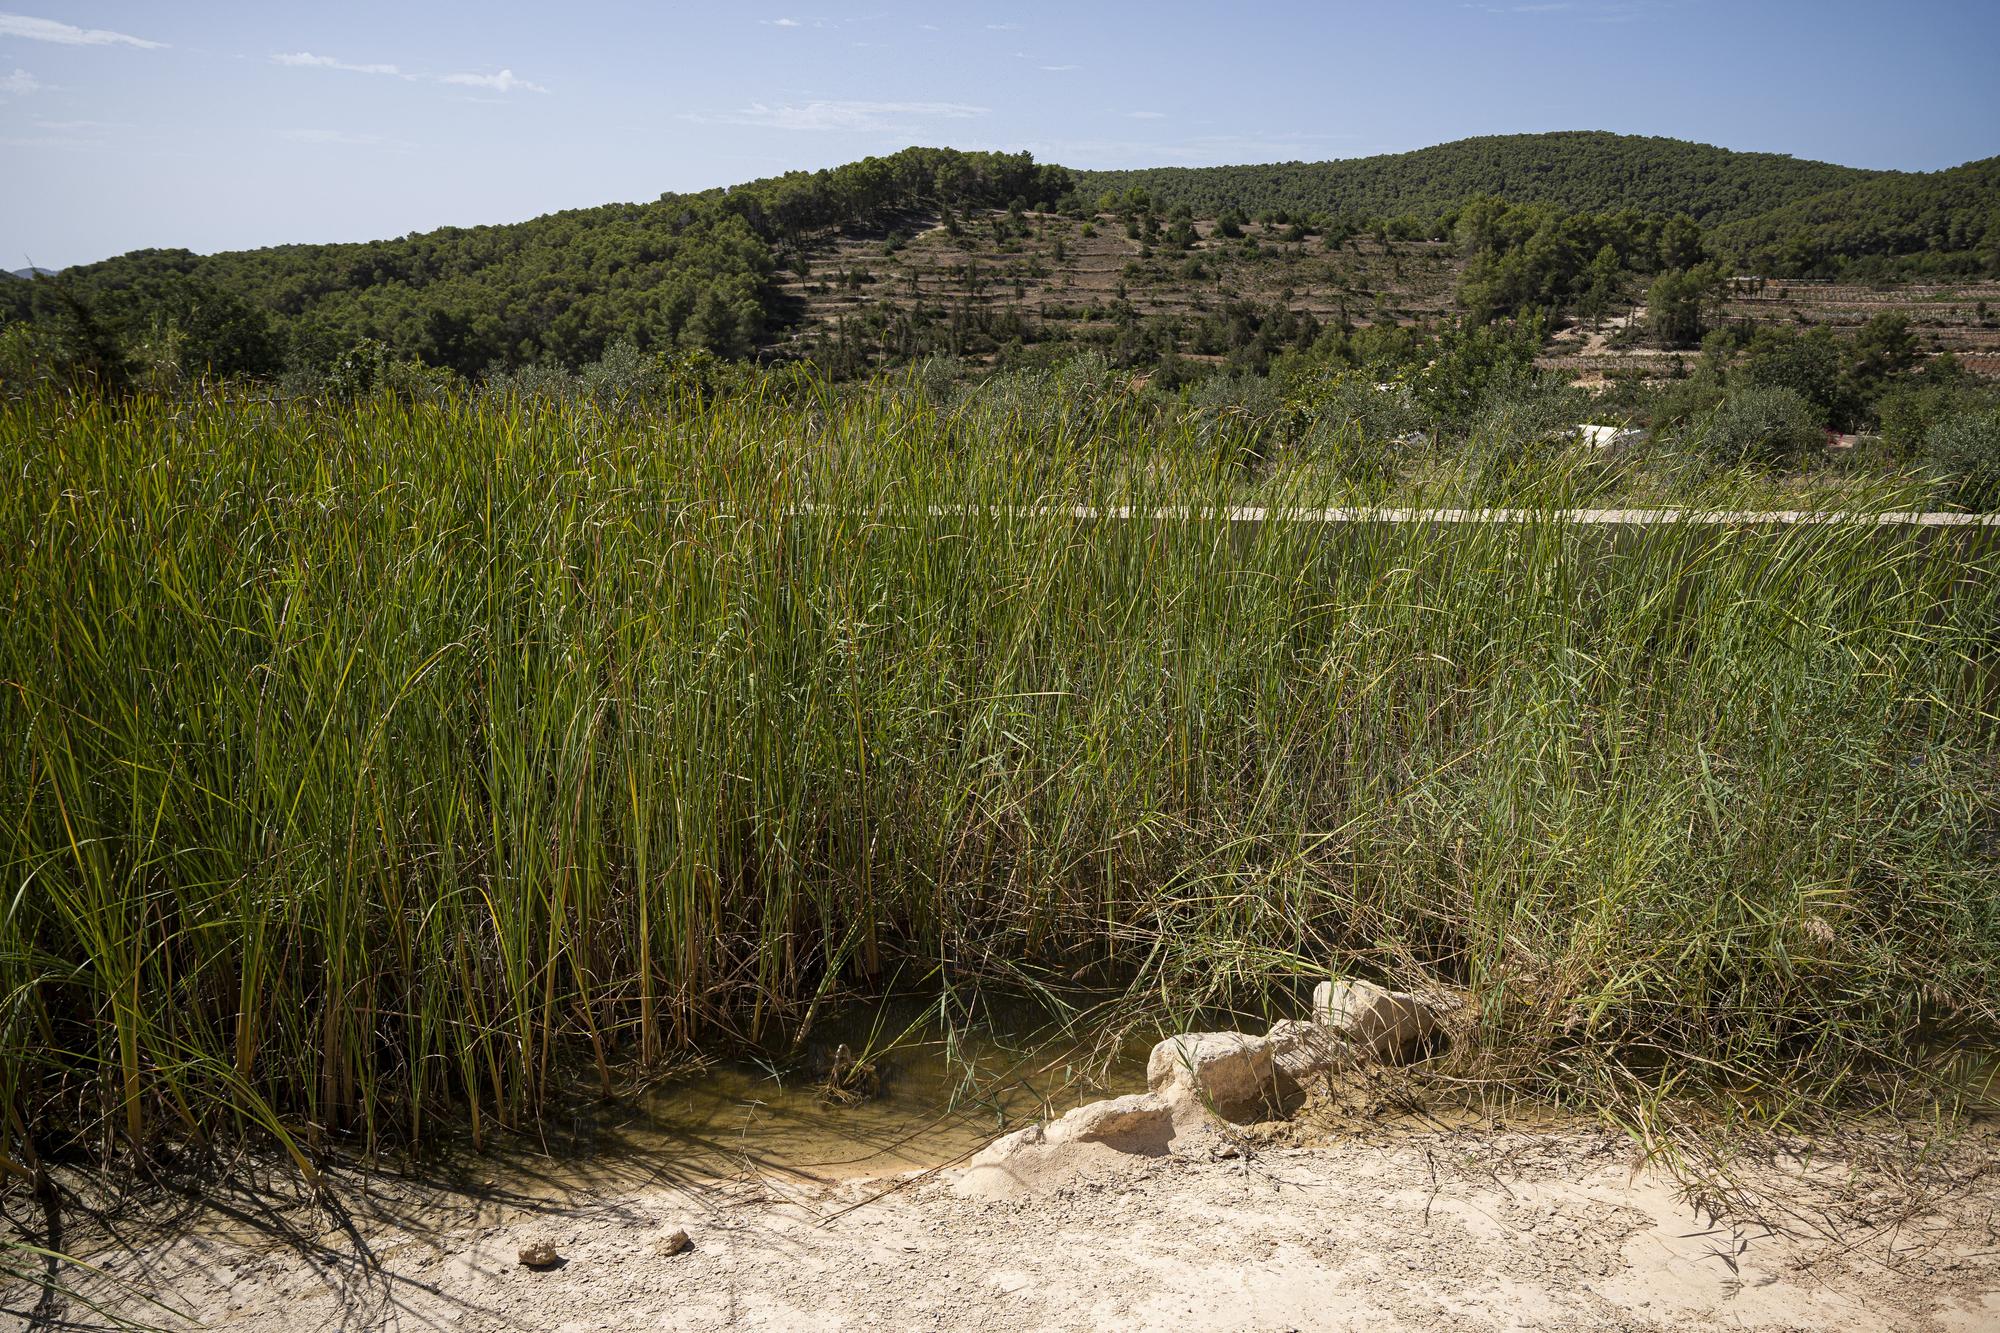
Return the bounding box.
[524,1000,1152,1186]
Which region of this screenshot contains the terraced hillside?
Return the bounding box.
[5,136,1993,386]
[774,209,1464,371]
[775,208,2000,383]
[1538,277,2000,382]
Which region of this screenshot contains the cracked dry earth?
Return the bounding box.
[8,1125,1999,1332]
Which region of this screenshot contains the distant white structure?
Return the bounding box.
[1573,424,1644,453]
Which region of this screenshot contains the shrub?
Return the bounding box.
[479,360,582,402]
[1877,365,2000,459]
[1189,370,1287,466]
[1687,384,1823,468]
[1468,377,1593,449]
[577,340,661,405]
[1288,370,1423,445]
[1738,325,1852,428]
[1631,363,1727,432]
[0,321,70,393]
[312,338,460,403]
[1296,411,1401,494]
[1924,409,2000,511]
[1405,320,1543,430]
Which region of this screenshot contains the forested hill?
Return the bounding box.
[1708,156,2000,276]
[0,148,1070,377]
[1072,132,1883,226]
[6,133,1996,384]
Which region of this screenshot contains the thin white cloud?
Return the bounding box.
[0,12,165,48]
[0,65,36,95]
[762,17,803,26]
[272,51,403,76]
[438,68,546,94]
[1040,63,1079,72]
[1127,110,1167,119]
[687,99,986,132]
[984,22,1019,30]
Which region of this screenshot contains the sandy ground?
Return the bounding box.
[7,1116,1998,1333]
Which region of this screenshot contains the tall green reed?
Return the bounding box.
[1,376,1994,1166]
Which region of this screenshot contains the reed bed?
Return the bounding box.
[2,379,1996,1169]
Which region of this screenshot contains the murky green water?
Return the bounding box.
[436,1012,1999,1198]
[544,1000,1150,1184]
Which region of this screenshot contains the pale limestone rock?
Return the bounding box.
[1052,1092,1176,1151]
[1311,979,1440,1062]
[956,1092,1180,1197]
[1145,1031,1279,1123]
[517,1242,563,1270]
[964,1122,1045,1170]
[1265,1018,1349,1088]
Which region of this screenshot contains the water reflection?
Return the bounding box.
[599,1000,1148,1182]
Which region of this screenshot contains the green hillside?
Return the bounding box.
[0,148,1071,378]
[1072,132,1883,225]
[1708,156,2000,276]
[6,132,1995,386]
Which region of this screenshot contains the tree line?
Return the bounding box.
[1073,132,1883,227]
[0,148,1072,385]
[4,134,1997,393]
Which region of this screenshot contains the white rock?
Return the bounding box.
[965,1122,1044,1169]
[961,1091,1180,1175]
[957,1093,1180,1198]
[1145,1031,1280,1123]
[1265,1018,1349,1087]
[1050,1092,1176,1151]
[1311,979,1440,1062]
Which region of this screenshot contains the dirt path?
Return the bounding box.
[10,1122,1997,1332]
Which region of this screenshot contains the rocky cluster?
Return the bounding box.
[961,979,1446,1187]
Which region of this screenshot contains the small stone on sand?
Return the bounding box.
[517,1242,563,1270]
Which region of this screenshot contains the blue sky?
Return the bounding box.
[3,1,1996,270]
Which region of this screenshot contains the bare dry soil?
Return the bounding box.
[9,1118,1996,1332]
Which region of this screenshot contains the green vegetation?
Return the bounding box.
[1075,133,1884,227]
[1452,197,1699,324]
[1925,408,2000,510]
[1683,384,1825,468]
[2,371,1996,1177]
[0,148,1071,379]
[1645,264,1729,345]
[1082,136,2000,286]
[1709,156,2000,278]
[4,134,1997,393]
